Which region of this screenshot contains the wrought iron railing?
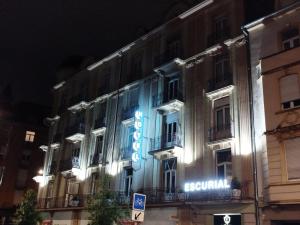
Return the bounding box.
[208,124,232,142]
[207,73,233,93]
[37,184,251,209]
[207,26,231,47]
[152,91,184,108]
[150,133,182,151]
[59,157,80,172]
[65,123,85,137]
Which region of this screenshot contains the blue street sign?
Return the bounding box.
[132,193,146,211]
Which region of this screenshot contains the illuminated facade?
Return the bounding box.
[245,1,300,225]
[37,0,264,225]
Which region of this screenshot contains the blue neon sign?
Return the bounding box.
[132,111,142,162]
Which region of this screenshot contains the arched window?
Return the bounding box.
[279,74,300,109]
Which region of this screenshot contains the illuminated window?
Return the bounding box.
[216,149,232,179]
[25,131,35,142]
[280,74,300,109]
[282,28,299,50]
[124,168,133,197]
[284,138,300,180]
[163,158,177,193]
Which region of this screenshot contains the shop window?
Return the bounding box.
[280,74,300,109]
[25,131,35,142]
[216,149,232,179]
[124,168,133,197]
[163,158,177,193]
[282,28,300,50]
[284,138,300,180]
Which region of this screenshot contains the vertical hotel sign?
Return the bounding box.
[132,111,143,162]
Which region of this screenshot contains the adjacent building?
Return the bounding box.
[0,91,48,225]
[245,1,300,225]
[36,0,275,225]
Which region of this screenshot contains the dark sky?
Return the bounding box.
[0,0,194,105]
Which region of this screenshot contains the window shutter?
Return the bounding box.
[280,75,300,102]
[284,138,300,180]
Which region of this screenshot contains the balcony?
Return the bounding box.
[121,105,139,121]
[208,124,232,143]
[149,133,183,158]
[65,123,85,142]
[152,92,184,113]
[68,94,90,111]
[37,194,88,209]
[59,157,80,172]
[121,146,132,161]
[153,50,184,75]
[36,182,251,210]
[207,26,231,47]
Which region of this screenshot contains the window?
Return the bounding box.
[163,158,177,193]
[214,16,229,41]
[21,150,32,165]
[47,181,54,198]
[90,173,98,194]
[124,168,133,196]
[168,79,179,101]
[167,39,181,59]
[284,138,300,180]
[214,54,230,84]
[164,112,180,147]
[91,135,103,165]
[280,74,300,109]
[215,105,230,130]
[71,144,80,168]
[0,167,4,186]
[131,55,143,78]
[25,131,35,142]
[282,28,300,50]
[216,149,232,179]
[16,169,28,188]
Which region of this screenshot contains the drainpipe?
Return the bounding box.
[241,26,260,225]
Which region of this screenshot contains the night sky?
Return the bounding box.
[0,0,192,105]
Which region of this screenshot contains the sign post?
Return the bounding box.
[131,193,146,223]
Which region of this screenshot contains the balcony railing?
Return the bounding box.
[154,49,183,68]
[152,91,184,108]
[65,123,85,137]
[37,184,251,209]
[121,105,139,121]
[208,124,232,142]
[59,157,80,172]
[121,146,132,160]
[150,133,182,152]
[207,73,233,93]
[207,26,231,47]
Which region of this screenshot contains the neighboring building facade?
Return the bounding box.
[0,98,48,225]
[37,0,271,225]
[245,1,300,225]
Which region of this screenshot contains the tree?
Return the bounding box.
[87,174,129,225]
[14,189,42,225]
